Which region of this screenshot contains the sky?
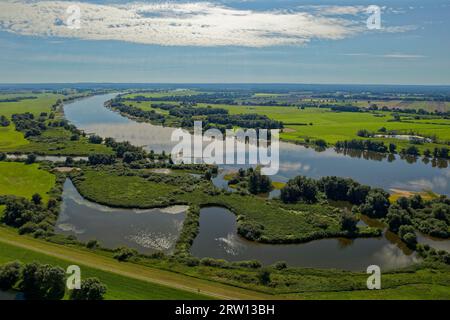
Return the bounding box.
[0,0,449,84]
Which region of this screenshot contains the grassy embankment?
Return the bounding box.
[0,93,112,155]
[1,223,449,300]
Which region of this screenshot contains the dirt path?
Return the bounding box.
[0,227,273,300]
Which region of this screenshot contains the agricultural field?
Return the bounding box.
[127,98,450,153]
[0,93,113,155]
[0,162,56,203]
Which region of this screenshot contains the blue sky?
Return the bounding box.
[0,0,449,84]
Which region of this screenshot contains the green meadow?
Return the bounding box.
[0,93,112,155]
[0,94,59,150]
[0,162,56,203]
[0,233,210,300]
[190,103,450,151]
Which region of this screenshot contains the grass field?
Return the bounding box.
[124,96,450,152]
[0,93,113,155]
[0,161,56,203]
[0,94,60,150]
[190,103,450,152]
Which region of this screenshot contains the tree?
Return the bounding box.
[0,115,10,127]
[204,170,212,180]
[340,212,358,233]
[113,247,137,262]
[0,261,22,290]
[257,268,271,285]
[360,189,390,218]
[65,156,74,166]
[26,153,37,164]
[0,152,6,161]
[388,143,397,154]
[32,193,42,205]
[281,176,317,203]
[88,135,103,144]
[20,263,66,300]
[86,239,100,249]
[432,203,449,222]
[399,225,417,248]
[386,206,411,233]
[70,278,107,300]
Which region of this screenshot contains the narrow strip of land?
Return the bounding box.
[0,227,273,300]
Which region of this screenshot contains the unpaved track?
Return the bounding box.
[0,227,273,300]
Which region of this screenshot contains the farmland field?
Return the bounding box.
[0,162,56,203]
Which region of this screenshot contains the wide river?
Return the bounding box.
[59,93,450,270]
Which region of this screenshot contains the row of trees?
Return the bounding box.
[227,167,273,195]
[0,115,10,127]
[335,139,389,153]
[108,100,165,123]
[0,261,106,300]
[11,113,47,138]
[0,194,57,237]
[387,195,449,244]
[280,175,390,218]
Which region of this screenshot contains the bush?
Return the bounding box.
[113,247,137,262]
[70,278,107,300]
[26,154,37,164]
[0,261,22,290]
[232,260,262,269]
[20,262,66,300]
[86,239,99,249]
[199,258,228,268]
[88,135,103,144]
[31,193,42,205]
[257,268,271,285]
[273,261,287,270]
[281,176,318,203]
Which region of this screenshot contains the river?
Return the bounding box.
[58,93,450,270]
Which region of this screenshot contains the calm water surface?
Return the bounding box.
[190,207,421,271]
[64,94,450,196]
[56,179,187,254]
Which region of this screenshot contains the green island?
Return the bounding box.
[0,89,449,300]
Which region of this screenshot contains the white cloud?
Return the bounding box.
[342,53,426,59]
[0,0,408,47]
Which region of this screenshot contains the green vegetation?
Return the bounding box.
[0,232,210,300]
[0,162,56,203]
[1,226,450,299]
[70,165,380,245]
[0,93,113,156]
[120,90,450,158]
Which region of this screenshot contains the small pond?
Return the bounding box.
[190,207,423,271]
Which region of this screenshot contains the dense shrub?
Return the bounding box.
[70,278,107,300]
[0,261,22,290]
[20,262,66,300]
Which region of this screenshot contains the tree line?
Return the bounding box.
[0,261,106,300]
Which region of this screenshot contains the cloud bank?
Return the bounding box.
[0,1,409,47]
